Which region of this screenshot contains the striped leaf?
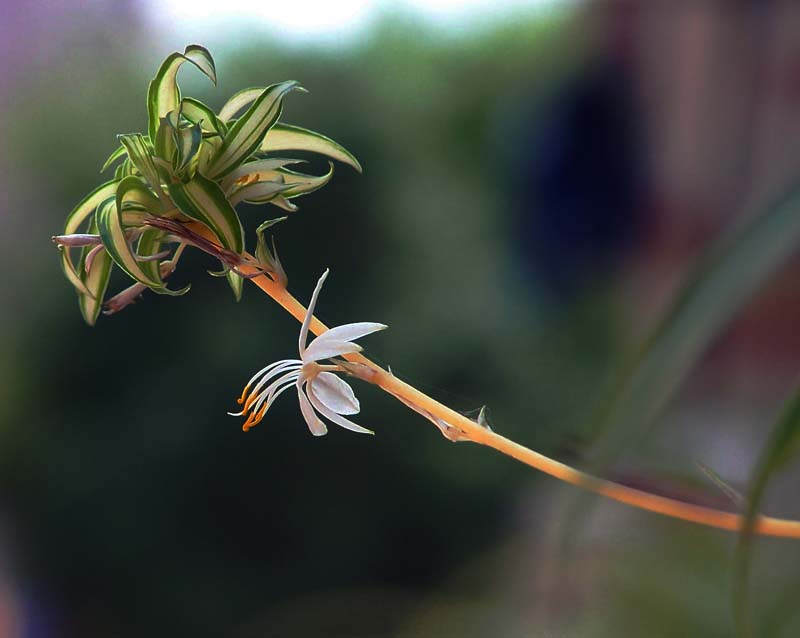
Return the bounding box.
[228,179,294,206]
[209,81,303,179]
[101,144,126,173]
[735,388,800,636]
[136,227,165,285]
[97,195,164,289]
[226,271,243,302]
[115,174,161,213]
[278,162,334,198]
[181,97,225,136]
[60,180,120,296]
[119,134,166,198]
[146,45,216,142]
[77,220,113,326]
[183,44,216,85]
[167,173,244,253]
[262,123,362,172]
[220,158,304,192]
[218,87,264,123]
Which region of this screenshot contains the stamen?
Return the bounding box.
[243,361,302,411]
[237,359,299,405]
[248,369,302,415]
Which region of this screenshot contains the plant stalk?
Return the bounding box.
[189,222,800,539]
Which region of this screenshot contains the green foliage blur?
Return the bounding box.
[2,2,800,637]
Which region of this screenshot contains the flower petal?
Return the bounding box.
[302,339,361,363]
[314,322,387,345]
[310,372,360,415]
[299,269,329,356]
[297,379,328,436]
[308,385,374,435]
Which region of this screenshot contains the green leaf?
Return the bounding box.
[226,271,243,302]
[136,227,165,287]
[60,180,119,297]
[180,97,225,136]
[279,162,334,198]
[209,81,303,179]
[734,388,800,637]
[146,45,216,142]
[77,220,113,326]
[118,134,166,198]
[262,123,362,172]
[101,144,126,173]
[218,87,264,123]
[586,179,800,461]
[220,158,305,192]
[167,173,244,253]
[183,44,216,86]
[160,110,203,177]
[115,174,161,213]
[97,195,164,288]
[228,179,294,206]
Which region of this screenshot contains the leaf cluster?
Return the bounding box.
[55,44,361,324]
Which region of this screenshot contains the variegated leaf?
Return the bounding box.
[101,144,126,173]
[262,123,361,172]
[60,180,120,296]
[146,45,216,142]
[119,134,166,199]
[97,195,164,288]
[77,220,113,326]
[209,81,303,179]
[167,173,244,253]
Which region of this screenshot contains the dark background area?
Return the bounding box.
[2,1,800,636]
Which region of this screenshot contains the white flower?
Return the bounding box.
[230,269,387,435]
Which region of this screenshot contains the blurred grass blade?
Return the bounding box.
[77,220,112,326]
[97,194,164,288]
[697,462,745,508]
[168,173,244,253]
[60,180,119,297]
[262,123,362,172]
[218,87,264,123]
[101,144,126,173]
[146,45,216,142]
[734,388,800,637]
[209,81,303,178]
[587,180,800,460]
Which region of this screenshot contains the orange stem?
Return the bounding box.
[191,223,800,539]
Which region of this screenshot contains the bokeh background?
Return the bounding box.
[2,0,800,636]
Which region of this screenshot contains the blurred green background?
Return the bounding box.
[2,1,800,636]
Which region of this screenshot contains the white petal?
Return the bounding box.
[310,372,360,415]
[296,379,328,436]
[302,339,361,363]
[307,385,374,435]
[314,322,387,345]
[299,269,329,356]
